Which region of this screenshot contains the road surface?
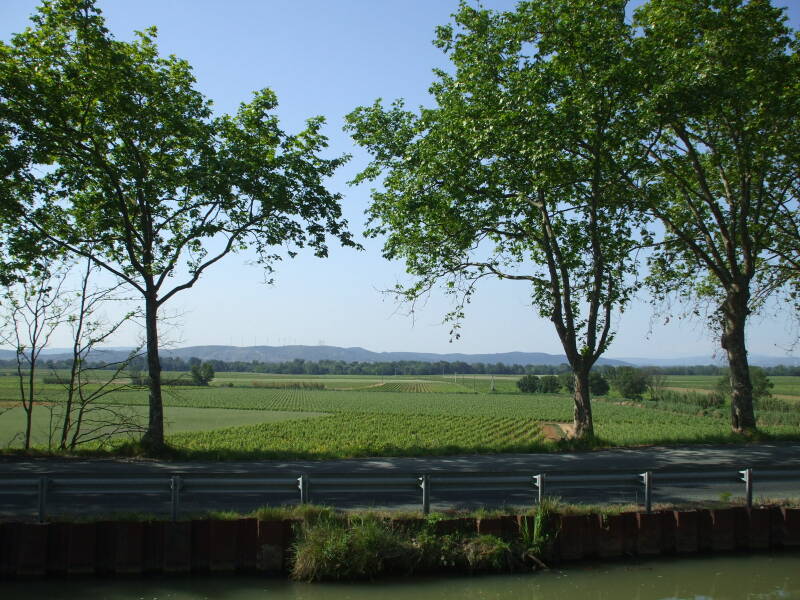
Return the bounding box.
[1,443,798,518]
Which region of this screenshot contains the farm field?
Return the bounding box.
[664,375,800,401]
[0,371,799,458]
[0,404,325,449]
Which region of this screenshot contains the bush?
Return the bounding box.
[516,374,539,393]
[538,375,561,394]
[609,367,650,400]
[292,515,411,581]
[191,362,215,386]
[463,535,511,572]
[558,372,574,393]
[589,372,610,396]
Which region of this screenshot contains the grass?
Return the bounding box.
[0,405,325,449]
[1,370,799,459]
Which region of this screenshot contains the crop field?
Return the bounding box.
[0,404,325,449]
[1,371,799,458]
[664,375,800,401]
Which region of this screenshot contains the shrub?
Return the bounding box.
[190,362,215,386]
[558,372,574,393]
[609,367,650,400]
[291,514,411,581]
[589,372,610,396]
[538,375,561,394]
[463,535,511,572]
[516,374,539,393]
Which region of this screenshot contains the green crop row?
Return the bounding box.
[168,413,546,459]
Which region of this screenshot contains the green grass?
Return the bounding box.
[1,371,799,459]
[170,413,545,459]
[0,405,325,449]
[664,375,800,400]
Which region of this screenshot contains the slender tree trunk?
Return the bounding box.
[720,286,756,433]
[572,365,594,439]
[25,357,36,450]
[141,292,165,452]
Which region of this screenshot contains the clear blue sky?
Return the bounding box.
[2,0,798,360]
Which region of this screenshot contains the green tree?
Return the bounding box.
[633,0,799,433]
[609,367,650,400]
[516,374,540,394]
[589,372,610,397]
[0,0,354,451]
[190,362,215,386]
[538,375,561,394]
[346,0,644,439]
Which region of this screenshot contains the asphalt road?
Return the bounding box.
[1,443,799,518]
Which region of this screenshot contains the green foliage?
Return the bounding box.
[609,367,651,400]
[190,362,215,386]
[346,0,650,439]
[291,514,411,581]
[589,372,610,397]
[538,375,561,394]
[558,373,574,394]
[516,374,540,394]
[462,535,512,572]
[520,497,559,561]
[0,0,354,448]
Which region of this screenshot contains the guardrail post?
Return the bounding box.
[740,468,753,509]
[533,473,545,504]
[298,474,309,504]
[640,471,653,513]
[170,475,181,521]
[37,476,48,523]
[420,474,430,515]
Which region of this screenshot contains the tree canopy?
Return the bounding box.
[0,0,355,450]
[634,0,799,432]
[347,0,645,438]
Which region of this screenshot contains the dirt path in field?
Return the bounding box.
[540,422,574,441]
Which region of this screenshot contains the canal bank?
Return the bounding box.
[1,504,799,580]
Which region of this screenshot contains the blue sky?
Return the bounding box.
[1,0,798,359]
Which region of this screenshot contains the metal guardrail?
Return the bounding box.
[1,466,798,522]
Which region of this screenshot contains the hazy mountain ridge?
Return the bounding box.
[1,344,799,367]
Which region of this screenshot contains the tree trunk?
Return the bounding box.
[140,293,165,452]
[720,287,756,434]
[572,366,594,439]
[24,358,35,451]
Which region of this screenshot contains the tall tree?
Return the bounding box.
[633,0,799,433]
[0,0,355,451]
[346,0,644,438]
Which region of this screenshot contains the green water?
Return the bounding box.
[1,553,798,599]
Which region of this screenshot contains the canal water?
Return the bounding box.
[1,553,798,599]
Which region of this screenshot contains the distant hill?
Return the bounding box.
[2,344,798,368]
[0,344,626,366]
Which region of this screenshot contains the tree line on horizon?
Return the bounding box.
[1,0,799,450]
[5,355,800,378]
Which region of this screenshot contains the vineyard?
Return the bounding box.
[1,372,800,458]
[171,413,546,459]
